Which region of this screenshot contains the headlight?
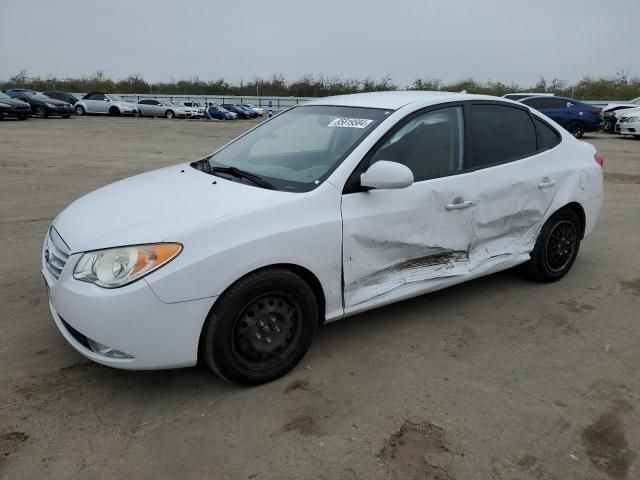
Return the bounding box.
[625,116,640,123]
[0,102,12,108]
[45,103,58,108]
[73,243,182,288]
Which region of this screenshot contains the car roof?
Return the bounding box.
[303,91,514,110]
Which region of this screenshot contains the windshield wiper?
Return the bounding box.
[210,165,276,190]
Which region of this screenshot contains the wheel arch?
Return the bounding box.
[197,262,328,360]
[556,201,586,239]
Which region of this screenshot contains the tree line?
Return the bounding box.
[2,70,639,100]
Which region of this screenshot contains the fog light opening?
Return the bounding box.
[88,339,134,359]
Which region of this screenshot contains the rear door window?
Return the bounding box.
[470,104,537,167]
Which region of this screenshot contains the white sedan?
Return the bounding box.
[616,109,640,137]
[43,91,603,385]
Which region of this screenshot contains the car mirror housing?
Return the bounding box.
[360,160,414,190]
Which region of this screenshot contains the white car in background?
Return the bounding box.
[43,91,603,386]
[616,108,640,137]
[181,101,206,118]
[137,99,190,118]
[74,92,138,116]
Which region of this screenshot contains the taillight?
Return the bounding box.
[594,152,604,167]
[591,108,603,117]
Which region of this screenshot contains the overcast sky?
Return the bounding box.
[1,0,638,87]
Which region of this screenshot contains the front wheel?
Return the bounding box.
[525,209,581,282]
[35,106,47,119]
[75,105,85,116]
[165,109,174,119]
[201,268,318,385]
[566,121,585,138]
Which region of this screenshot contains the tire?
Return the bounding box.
[566,121,585,138]
[35,106,47,119]
[109,106,120,116]
[525,208,581,282]
[75,105,85,116]
[201,268,318,386]
[165,109,175,119]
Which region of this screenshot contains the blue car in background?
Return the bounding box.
[204,104,236,120]
[519,96,603,138]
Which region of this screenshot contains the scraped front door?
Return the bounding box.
[341,105,476,311]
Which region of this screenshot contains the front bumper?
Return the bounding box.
[0,105,30,117]
[48,105,74,116]
[618,120,640,136]
[42,233,216,370]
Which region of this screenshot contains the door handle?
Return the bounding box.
[445,199,475,210]
[538,178,556,189]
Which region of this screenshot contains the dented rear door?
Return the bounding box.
[468,102,559,266]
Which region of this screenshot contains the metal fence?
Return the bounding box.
[119,94,312,109]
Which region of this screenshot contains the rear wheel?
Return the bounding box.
[35,106,47,119]
[526,209,581,282]
[75,105,85,116]
[566,121,585,138]
[201,268,318,385]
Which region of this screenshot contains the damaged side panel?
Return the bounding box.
[341,173,477,309]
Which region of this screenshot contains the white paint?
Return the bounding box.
[43,91,604,370]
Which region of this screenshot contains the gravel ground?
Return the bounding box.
[1,116,639,480]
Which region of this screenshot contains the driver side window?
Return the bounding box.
[370,106,465,182]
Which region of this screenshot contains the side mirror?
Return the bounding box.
[360,160,414,190]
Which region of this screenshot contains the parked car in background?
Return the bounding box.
[204,102,237,119]
[4,89,73,118]
[238,103,265,116]
[137,98,189,118]
[43,91,603,385]
[74,92,138,116]
[615,109,640,137]
[178,101,207,118]
[222,104,258,119]
[601,97,640,133]
[0,91,31,120]
[204,104,236,120]
[519,96,603,138]
[44,91,80,106]
[503,93,555,101]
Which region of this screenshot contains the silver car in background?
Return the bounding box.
[137,99,189,118]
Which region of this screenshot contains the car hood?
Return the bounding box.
[618,107,640,119]
[603,103,639,112]
[0,97,29,107]
[53,163,294,252]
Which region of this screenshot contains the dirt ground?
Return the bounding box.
[1,116,639,480]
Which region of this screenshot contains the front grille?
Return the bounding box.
[45,227,70,281]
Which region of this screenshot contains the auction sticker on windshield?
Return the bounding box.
[328,118,374,128]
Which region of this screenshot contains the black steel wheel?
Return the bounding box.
[525,208,581,282]
[201,268,318,385]
[566,121,585,138]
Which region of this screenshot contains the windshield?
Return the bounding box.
[0,92,10,99]
[206,105,390,191]
[24,91,50,99]
[108,94,124,102]
[631,97,640,104]
[161,100,176,106]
